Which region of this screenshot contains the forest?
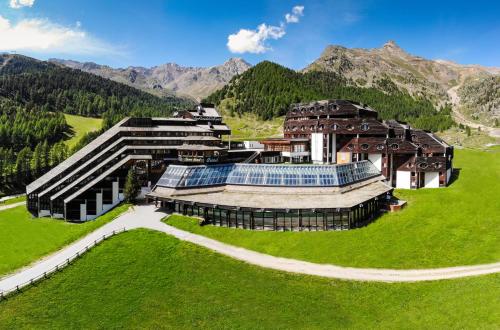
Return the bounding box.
[0,54,191,195]
[205,61,455,132]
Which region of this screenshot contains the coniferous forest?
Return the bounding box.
[205,61,454,132]
[0,54,191,194]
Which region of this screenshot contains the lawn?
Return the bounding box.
[63,114,103,149]
[221,110,284,141]
[165,148,500,269]
[0,204,130,276]
[0,230,498,329]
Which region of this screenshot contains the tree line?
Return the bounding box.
[205,61,455,132]
[0,140,68,186]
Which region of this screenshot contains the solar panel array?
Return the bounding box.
[156,161,380,188]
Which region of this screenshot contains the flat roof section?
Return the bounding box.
[148,177,391,210]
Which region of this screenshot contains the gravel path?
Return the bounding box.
[0,202,25,212]
[1,204,499,291]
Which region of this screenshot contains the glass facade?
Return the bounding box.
[156,161,380,188]
[166,197,383,231]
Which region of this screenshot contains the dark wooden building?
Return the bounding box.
[261,100,453,188]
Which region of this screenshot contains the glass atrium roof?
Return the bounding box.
[156,161,380,188]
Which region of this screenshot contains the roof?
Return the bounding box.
[261,138,310,144]
[197,124,231,131]
[154,161,381,189]
[177,144,226,151]
[148,178,391,210]
[183,136,221,141]
[189,105,222,118]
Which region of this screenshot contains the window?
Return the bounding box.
[331,124,339,130]
[346,124,354,131]
[391,143,399,150]
[347,144,354,150]
[376,144,384,150]
[360,123,369,131]
[434,162,442,169]
[361,143,369,150]
[418,163,428,169]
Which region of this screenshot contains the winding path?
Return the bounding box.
[0,202,25,212]
[1,205,499,290]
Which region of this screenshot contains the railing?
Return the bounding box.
[0,227,127,301]
[243,151,260,163]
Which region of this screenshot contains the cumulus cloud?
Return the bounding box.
[0,15,120,55]
[227,5,304,54]
[9,0,34,9]
[285,5,304,23]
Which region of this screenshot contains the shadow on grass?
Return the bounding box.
[447,168,461,186]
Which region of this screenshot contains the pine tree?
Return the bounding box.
[31,142,44,176]
[466,126,471,137]
[16,146,33,183]
[124,168,140,203]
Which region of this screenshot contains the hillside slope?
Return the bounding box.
[0,54,191,131]
[51,57,252,100]
[305,41,500,127]
[206,61,453,132]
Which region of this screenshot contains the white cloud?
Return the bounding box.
[227,5,304,54]
[9,0,34,9]
[0,15,120,55]
[227,23,285,54]
[285,5,304,23]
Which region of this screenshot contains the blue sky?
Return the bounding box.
[0,0,498,69]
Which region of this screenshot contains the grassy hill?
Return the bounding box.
[0,204,130,276]
[0,229,498,328]
[63,114,103,149]
[166,148,500,269]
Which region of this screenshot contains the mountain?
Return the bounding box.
[205,61,454,132]
[0,53,191,151]
[50,57,252,101]
[304,40,500,127]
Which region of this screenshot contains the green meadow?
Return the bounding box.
[0,230,498,329]
[166,148,500,269]
[0,204,130,276]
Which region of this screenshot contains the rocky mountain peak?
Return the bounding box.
[381,40,407,55]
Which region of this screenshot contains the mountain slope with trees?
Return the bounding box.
[205,61,454,132]
[0,54,191,195]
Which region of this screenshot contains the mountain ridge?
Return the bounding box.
[304,40,499,127]
[50,57,252,101]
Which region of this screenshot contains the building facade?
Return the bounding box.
[26,104,230,221]
[262,99,453,189]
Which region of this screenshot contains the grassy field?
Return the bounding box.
[0,230,498,329]
[221,110,283,141]
[63,114,103,149]
[166,148,500,269]
[0,204,130,276]
[438,127,499,149]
